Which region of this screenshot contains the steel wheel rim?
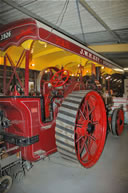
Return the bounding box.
[116,109,124,136]
[75,91,107,168]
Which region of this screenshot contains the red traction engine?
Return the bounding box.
[0,65,124,169]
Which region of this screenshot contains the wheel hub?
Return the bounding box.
[120,119,123,125]
[77,121,95,136]
[87,122,95,134]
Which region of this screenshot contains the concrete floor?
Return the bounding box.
[10,126,128,193]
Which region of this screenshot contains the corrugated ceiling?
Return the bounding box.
[0,0,128,68]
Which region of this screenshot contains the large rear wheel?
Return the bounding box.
[55,90,107,168]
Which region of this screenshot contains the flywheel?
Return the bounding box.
[55,90,107,168]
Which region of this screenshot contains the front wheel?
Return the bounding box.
[0,175,12,193]
[111,108,124,136]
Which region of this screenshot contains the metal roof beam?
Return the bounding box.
[2,0,87,46]
[76,0,87,45]
[79,0,121,43]
[0,0,37,15]
[2,0,54,24]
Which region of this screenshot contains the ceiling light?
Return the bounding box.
[31,63,35,67]
[114,68,124,72]
[124,68,128,71]
[38,41,47,48]
[44,43,47,48]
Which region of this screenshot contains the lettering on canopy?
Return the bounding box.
[0,21,38,51]
[0,31,12,42]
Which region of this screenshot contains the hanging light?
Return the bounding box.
[106,76,110,79]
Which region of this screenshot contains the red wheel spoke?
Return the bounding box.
[54,80,60,87]
[80,100,91,120]
[79,109,87,120]
[81,143,91,161]
[75,123,82,128]
[53,79,59,82]
[79,138,86,154]
[76,135,83,143]
[54,79,60,83]
[88,106,95,116]
[86,100,89,119]
[61,72,64,78]
[55,73,60,77]
[89,135,96,141]
[84,143,90,154]
[62,74,68,79]
[81,153,88,161]
[90,141,98,153]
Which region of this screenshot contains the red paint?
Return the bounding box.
[0,18,118,167]
[39,28,104,65]
[25,50,29,96]
[0,19,38,51]
[15,29,34,40]
[0,97,57,161]
[0,18,36,33]
[50,69,69,87]
[3,55,6,95]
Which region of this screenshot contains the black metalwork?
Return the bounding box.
[0,132,39,146]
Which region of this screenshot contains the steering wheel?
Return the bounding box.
[50,69,69,87]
